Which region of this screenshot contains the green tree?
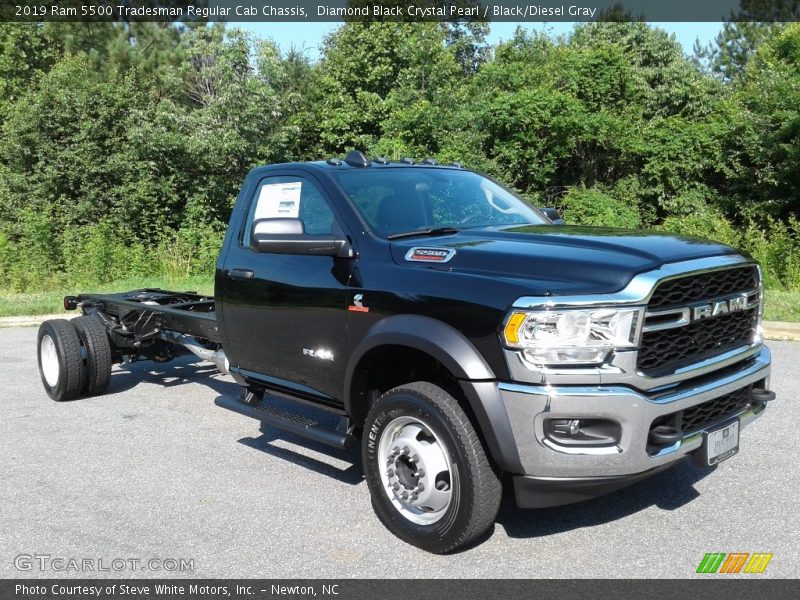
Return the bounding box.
[0,24,60,108]
[735,24,800,220]
[314,22,463,155]
[694,22,785,80]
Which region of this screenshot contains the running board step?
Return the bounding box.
[215,394,355,450]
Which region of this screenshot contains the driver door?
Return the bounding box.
[221,172,351,404]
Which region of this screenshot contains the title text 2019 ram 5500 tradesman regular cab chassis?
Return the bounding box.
[37,151,775,553]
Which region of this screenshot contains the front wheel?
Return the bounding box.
[362,382,501,553]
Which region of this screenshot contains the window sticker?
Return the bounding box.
[254,181,302,219]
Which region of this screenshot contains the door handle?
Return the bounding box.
[226,268,254,281]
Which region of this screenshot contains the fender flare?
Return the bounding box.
[345,315,524,473]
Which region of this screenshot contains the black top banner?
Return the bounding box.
[3,0,800,23]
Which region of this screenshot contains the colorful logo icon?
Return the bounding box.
[696,552,773,574]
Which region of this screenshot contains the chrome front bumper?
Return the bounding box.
[497,346,771,478]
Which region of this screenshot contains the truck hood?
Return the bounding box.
[389,225,741,296]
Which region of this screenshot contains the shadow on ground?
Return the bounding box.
[237,424,714,545]
[497,459,714,540]
[106,356,714,543]
[107,356,232,396]
[238,429,363,485]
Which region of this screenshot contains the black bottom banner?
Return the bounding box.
[2,579,798,600]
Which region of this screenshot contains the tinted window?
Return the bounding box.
[333,168,545,237]
[244,175,337,245]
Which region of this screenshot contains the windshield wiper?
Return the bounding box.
[386,227,460,240]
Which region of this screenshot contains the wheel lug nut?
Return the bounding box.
[402,446,410,455]
[392,483,400,491]
[417,469,425,478]
[387,468,395,477]
[417,483,424,492]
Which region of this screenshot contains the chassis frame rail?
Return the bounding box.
[70,288,219,343]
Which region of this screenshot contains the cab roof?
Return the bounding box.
[280,150,465,171]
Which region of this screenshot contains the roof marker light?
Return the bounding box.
[344,150,370,167]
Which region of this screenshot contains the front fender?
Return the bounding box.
[345,315,523,473]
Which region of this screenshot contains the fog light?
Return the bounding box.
[545,418,621,447]
[551,419,582,436]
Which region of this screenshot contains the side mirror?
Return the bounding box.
[539,207,565,225]
[251,218,352,257]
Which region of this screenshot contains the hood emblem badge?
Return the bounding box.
[348,293,370,313]
[405,247,456,263]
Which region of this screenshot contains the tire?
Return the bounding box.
[72,315,112,396]
[37,319,84,402]
[362,381,502,553]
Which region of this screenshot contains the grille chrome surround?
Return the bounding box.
[639,307,759,377]
[642,289,760,333]
[637,266,761,377]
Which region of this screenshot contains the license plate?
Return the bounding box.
[703,419,740,466]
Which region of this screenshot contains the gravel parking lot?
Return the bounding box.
[2,326,798,578]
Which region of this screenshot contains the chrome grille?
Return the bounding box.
[638,266,759,377]
[647,266,758,310]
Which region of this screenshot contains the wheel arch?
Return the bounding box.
[345,315,523,473]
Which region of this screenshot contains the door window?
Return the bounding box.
[244,175,337,245]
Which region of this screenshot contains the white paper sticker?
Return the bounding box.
[254,182,302,219]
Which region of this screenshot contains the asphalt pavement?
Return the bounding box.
[1,326,798,578]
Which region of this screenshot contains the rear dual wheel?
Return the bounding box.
[37,316,112,402]
[72,316,112,396]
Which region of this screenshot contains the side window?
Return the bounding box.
[298,183,336,235]
[244,175,337,245]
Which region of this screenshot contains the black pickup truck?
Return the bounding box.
[37,151,775,553]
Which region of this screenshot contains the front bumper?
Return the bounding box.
[513,464,678,509]
[492,346,772,506]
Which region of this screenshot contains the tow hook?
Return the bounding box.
[648,424,682,448]
[751,388,776,403]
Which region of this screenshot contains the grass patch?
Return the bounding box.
[763,289,800,322]
[0,276,213,318]
[2,277,799,323]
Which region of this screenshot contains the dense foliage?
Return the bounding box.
[1,21,799,293]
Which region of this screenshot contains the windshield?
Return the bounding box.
[332,168,546,238]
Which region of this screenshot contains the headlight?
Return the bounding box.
[503,308,641,366]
